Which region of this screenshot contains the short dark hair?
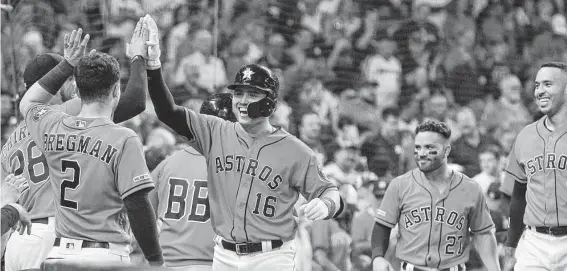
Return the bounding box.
[382,107,400,119]
[415,120,451,140]
[541,62,567,73]
[73,52,120,103]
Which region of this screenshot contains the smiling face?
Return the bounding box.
[232,86,268,126]
[534,66,567,116]
[414,131,450,173]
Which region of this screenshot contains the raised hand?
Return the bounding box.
[143,14,162,69]
[63,28,90,67]
[126,18,148,59]
[2,174,29,206]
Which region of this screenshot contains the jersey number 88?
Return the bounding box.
[165,178,210,222]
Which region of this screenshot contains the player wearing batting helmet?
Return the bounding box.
[142,14,340,271]
[504,62,567,271]
[1,25,147,270]
[143,93,236,270]
[371,120,500,271]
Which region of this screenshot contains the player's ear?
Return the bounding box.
[111,83,120,99]
[444,144,451,158]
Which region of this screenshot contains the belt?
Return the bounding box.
[528,225,567,236]
[31,218,49,224]
[53,237,110,249]
[401,262,465,271]
[221,240,283,255]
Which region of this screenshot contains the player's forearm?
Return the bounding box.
[146,68,191,136]
[474,230,501,271]
[371,222,392,260]
[20,59,74,116]
[113,57,147,123]
[314,249,341,271]
[506,181,527,248]
[1,204,20,235]
[320,189,340,218]
[124,189,164,265]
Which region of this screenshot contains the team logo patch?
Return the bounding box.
[31,106,50,122]
[133,173,151,183]
[376,209,386,217]
[242,68,254,81]
[317,165,330,181]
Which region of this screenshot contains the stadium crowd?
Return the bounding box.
[2,0,567,270]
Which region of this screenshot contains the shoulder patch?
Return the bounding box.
[376,209,386,217]
[317,164,330,182]
[133,173,151,183]
[31,106,51,122]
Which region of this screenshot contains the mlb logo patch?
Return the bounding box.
[66,243,74,249]
[75,120,86,128]
[31,107,50,121]
[133,173,151,183]
[376,209,386,217]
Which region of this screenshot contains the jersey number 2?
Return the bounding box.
[60,160,81,210]
[164,178,210,222]
[9,141,49,184]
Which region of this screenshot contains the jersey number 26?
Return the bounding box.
[165,178,210,222]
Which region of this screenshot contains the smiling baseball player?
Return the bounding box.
[147,93,236,270]
[371,120,500,271]
[504,62,567,271]
[0,23,148,270]
[142,14,340,271]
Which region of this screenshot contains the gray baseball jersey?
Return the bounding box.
[375,169,494,269]
[181,109,337,242]
[505,116,567,227]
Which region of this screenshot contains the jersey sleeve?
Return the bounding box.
[374,178,401,228]
[183,108,226,156]
[24,103,66,151]
[115,136,155,199]
[468,186,495,234]
[292,153,338,201]
[504,141,527,184]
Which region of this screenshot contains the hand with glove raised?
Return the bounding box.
[126,17,148,61]
[142,14,162,70]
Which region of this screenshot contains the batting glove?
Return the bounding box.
[143,14,162,70]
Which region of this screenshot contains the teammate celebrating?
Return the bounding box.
[1,21,148,270]
[142,14,340,271]
[371,120,500,271]
[18,28,163,265]
[147,93,236,270]
[504,62,567,271]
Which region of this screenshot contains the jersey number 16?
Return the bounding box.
[165,178,210,223]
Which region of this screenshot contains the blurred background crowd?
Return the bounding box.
[2,0,567,270]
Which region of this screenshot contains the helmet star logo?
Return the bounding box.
[242,68,254,81]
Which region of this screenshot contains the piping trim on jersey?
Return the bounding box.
[412,170,434,266]
[504,169,526,183]
[449,173,464,192]
[436,199,446,269]
[535,121,548,225]
[242,135,288,242]
[230,157,247,242]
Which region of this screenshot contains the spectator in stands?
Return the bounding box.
[449,107,498,177]
[481,74,531,134]
[361,107,406,177]
[337,80,381,134]
[473,145,503,195]
[335,116,361,149]
[270,101,293,132]
[173,28,227,92]
[257,33,293,73]
[298,110,326,165]
[420,89,460,140]
[362,29,401,111]
[299,0,324,35]
[323,145,362,188]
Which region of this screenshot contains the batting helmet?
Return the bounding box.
[200,93,237,122]
[23,53,64,90]
[227,64,279,119]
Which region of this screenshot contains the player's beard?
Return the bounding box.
[415,156,443,173]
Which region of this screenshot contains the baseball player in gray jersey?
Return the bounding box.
[504,62,567,271]
[141,14,341,271]
[371,120,500,271]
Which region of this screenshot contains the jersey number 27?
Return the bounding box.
[164,178,210,222]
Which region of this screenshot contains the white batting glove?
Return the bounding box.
[142,14,161,70]
[299,198,329,221]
